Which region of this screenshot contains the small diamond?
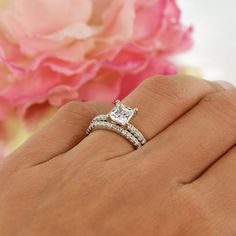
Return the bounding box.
[131,137,136,142]
[109,100,137,126]
[114,125,119,131]
[117,127,123,132]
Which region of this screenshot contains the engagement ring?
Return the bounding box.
[86,100,147,149]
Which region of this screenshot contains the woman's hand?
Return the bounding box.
[0,75,235,236]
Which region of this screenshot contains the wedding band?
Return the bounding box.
[86,100,147,149]
[90,114,146,145]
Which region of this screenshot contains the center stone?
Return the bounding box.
[109,100,137,126]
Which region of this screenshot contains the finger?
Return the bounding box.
[71,75,222,160]
[195,145,236,187]
[5,102,112,169]
[192,146,236,220]
[143,87,236,184]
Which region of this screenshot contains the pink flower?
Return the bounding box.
[0,0,192,120]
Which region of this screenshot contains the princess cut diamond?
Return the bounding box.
[109,100,138,126]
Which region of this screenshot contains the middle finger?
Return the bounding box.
[141,87,236,184]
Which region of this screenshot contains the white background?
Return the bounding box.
[177,0,236,85]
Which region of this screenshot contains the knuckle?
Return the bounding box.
[200,89,236,126]
[140,75,190,104]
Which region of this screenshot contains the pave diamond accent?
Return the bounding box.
[89,115,147,145]
[109,100,137,126]
[86,120,142,148]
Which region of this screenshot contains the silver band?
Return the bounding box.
[86,120,142,149]
[90,114,146,145]
[86,100,147,149]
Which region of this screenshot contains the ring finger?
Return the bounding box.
[71,75,223,159]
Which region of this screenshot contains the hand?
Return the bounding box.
[0,75,235,236]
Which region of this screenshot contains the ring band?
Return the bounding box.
[90,114,146,145]
[86,100,147,149]
[86,120,143,148]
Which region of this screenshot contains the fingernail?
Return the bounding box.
[215,80,235,90]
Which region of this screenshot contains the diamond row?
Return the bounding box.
[92,114,108,122]
[91,114,147,145]
[127,124,146,145]
[86,120,142,149]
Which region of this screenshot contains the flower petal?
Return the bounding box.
[0,0,93,41]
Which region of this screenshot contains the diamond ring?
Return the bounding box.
[86,100,147,149]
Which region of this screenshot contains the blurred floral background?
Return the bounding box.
[4,0,233,157]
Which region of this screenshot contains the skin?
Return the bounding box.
[0,75,236,236]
